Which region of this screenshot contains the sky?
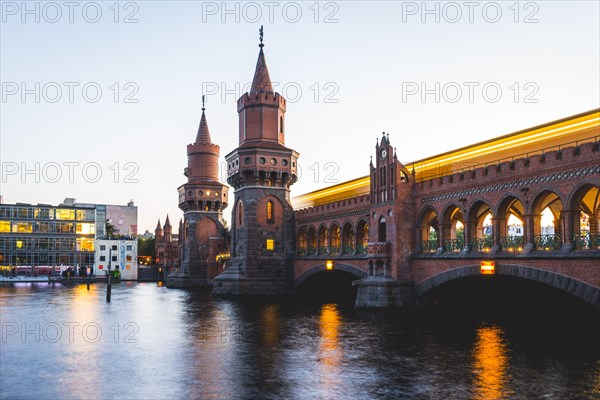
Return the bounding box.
[1,0,599,233]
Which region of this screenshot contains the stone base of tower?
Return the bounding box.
[353,277,416,308]
[212,264,293,296]
[166,269,210,288]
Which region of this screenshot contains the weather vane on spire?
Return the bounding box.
[259,25,264,47]
[202,95,205,111]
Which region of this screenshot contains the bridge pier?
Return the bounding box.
[353,276,416,308]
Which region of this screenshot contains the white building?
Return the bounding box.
[95,239,138,280]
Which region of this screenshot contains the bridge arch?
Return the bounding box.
[567,182,600,244]
[295,262,368,289]
[418,206,439,252]
[495,193,526,249]
[415,264,599,307]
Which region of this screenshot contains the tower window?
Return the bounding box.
[267,200,274,223]
[280,116,284,134]
[266,239,275,251]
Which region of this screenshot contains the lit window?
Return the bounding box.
[267,201,274,223]
[126,255,132,261]
[76,223,95,234]
[0,221,10,232]
[266,239,275,251]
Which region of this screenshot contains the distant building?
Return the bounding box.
[154,215,179,275]
[0,198,137,276]
[95,239,138,280]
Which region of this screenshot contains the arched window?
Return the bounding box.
[238,202,243,226]
[378,216,386,242]
[267,200,274,223]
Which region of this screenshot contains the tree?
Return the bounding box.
[138,237,155,256]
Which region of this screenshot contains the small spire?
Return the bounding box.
[164,214,171,227]
[155,219,162,230]
[250,26,273,95]
[259,25,264,48]
[195,96,212,144]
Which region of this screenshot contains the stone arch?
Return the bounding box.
[306,225,317,255]
[330,222,341,254]
[418,206,439,252]
[317,224,329,254]
[415,264,600,307]
[297,226,307,255]
[530,189,564,249]
[356,219,369,254]
[341,221,354,254]
[467,199,494,252]
[294,262,368,289]
[495,194,526,251]
[568,181,600,249]
[441,203,465,252]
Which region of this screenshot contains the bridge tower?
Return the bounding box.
[354,132,416,307]
[167,99,229,287]
[213,28,299,296]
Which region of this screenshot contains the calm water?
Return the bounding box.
[1,282,598,400]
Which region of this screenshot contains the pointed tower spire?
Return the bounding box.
[195,95,212,144]
[156,219,162,231]
[250,25,273,95]
[164,214,171,228]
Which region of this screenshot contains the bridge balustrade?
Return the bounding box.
[367,242,389,256]
[342,245,354,254]
[499,236,525,252]
[356,245,367,255]
[572,233,600,250]
[330,246,341,255]
[533,234,562,251]
[443,239,464,253]
[468,237,494,252]
[420,240,438,252]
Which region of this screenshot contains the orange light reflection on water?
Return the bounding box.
[472,324,512,400]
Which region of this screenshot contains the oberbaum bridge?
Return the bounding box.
[163,32,600,309]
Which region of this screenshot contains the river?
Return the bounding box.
[1,282,598,399]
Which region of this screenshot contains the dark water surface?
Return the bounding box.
[1,282,598,399]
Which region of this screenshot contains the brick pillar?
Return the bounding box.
[524,214,535,245]
[561,210,572,245]
[463,219,472,249]
[492,217,505,247]
[439,223,449,251]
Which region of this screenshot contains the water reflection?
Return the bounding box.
[471,324,512,399]
[0,283,598,399]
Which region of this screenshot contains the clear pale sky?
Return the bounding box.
[1,1,599,233]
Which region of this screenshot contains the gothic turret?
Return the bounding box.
[214,26,299,296]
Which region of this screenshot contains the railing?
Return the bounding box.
[318,246,329,255]
[572,233,600,250]
[469,237,494,252]
[499,236,525,252]
[421,240,438,252]
[443,239,464,252]
[307,248,317,256]
[367,242,389,256]
[330,246,341,255]
[534,234,562,251]
[356,245,367,255]
[342,245,354,254]
[297,248,307,256]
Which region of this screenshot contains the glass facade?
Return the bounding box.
[0,203,96,275]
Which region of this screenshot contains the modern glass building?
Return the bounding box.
[0,198,136,276]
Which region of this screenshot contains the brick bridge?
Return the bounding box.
[292,112,600,308]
